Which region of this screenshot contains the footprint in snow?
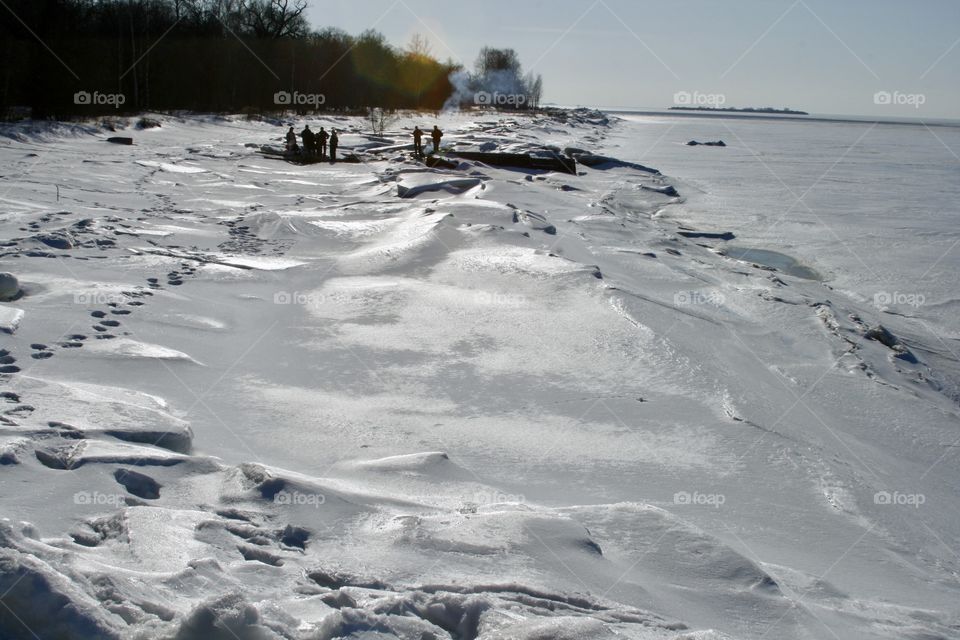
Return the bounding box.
[57,335,87,349]
[0,349,19,374]
[30,343,54,360]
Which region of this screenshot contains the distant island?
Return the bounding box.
[669,106,809,115]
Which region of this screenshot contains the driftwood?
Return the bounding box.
[424,156,458,170]
[563,149,659,174]
[258,146,363,165]
[448,151,577,175]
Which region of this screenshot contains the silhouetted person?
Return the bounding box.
[329,129,339,163]
[285,126,296,153]
[300,125,315,157]
[413,126,424,157]
[431,126,443,154]
[317,127,329,159]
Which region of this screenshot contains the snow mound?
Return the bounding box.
[83,338,202,364]
[338,209,460,273]
[0,305,24,333]
[307,585,684,639]
[344,451,453,473]
[4,376,193,453]
[34,439,194,470]
[397,174,483,198]
[241,211,332,239]
[0,545,123,639]
[136,160,206,174]
[0,273,20,300]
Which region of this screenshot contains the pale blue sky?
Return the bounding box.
[307,0,960,118]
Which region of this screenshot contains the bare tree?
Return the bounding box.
[475,47,521,77]
[239,0,309,39]
[406,33,431,58]
[368,107,398,136]
[172,0,200,21]
[526,72,543,109]
[404,33,432,108]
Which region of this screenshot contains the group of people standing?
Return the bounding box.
[284,123,444,163]
[286,125,338,162]
[412,125,443,158]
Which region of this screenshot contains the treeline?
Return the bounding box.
[0,0,465,117]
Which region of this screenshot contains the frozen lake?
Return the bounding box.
[614,113,960,344]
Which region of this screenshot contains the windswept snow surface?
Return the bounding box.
[0,110,959,639]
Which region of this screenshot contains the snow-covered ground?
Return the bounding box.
[0,109,958,639]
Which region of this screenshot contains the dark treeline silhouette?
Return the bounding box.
[0,0,461,117]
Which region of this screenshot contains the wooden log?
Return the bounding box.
[425,156,458,170]
[448,151,577,175]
